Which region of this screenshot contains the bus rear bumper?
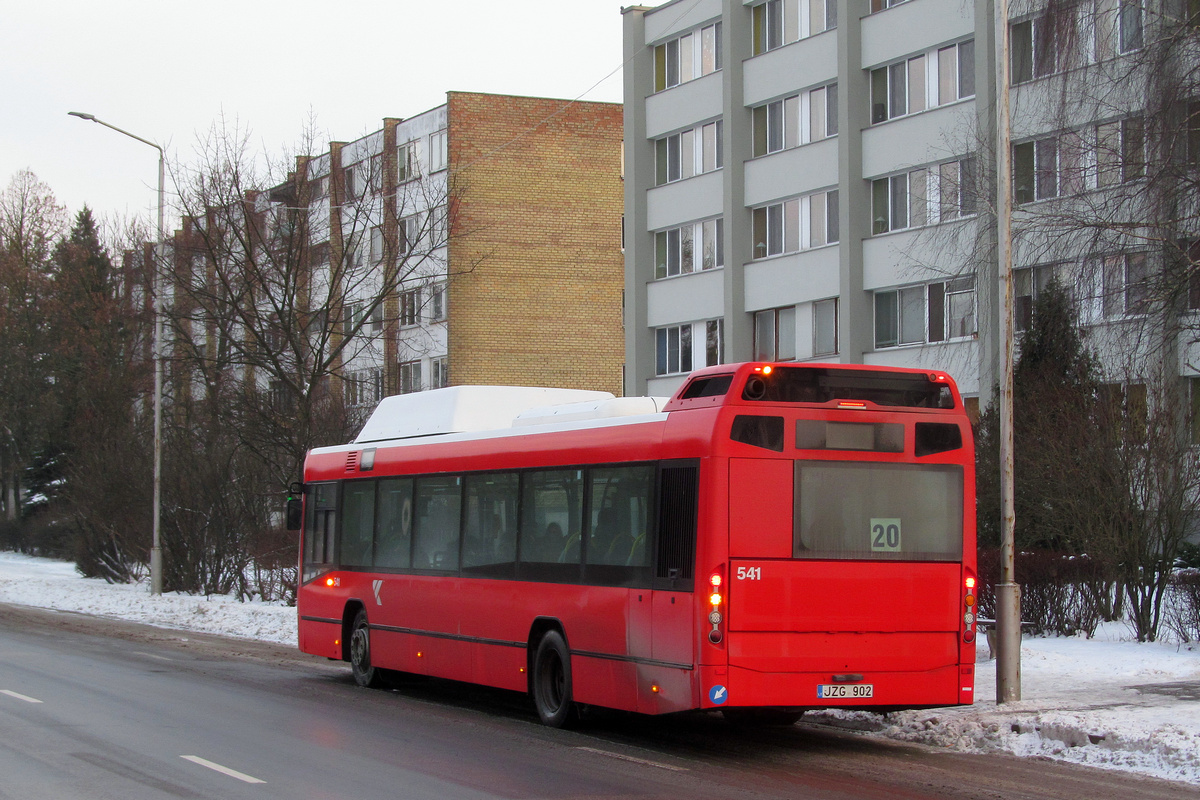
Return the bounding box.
[700,664,972,711]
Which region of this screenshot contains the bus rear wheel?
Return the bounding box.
[532,630,577,728]
[349,609,384,689]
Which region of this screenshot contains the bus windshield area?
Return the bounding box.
[794,461,964,561]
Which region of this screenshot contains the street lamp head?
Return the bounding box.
[68,111,97,121]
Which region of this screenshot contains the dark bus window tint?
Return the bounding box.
[463,473,519,574]
[341,481,376,567]
[519,469,583,565]
[413,476,462,571]
[375,478,413,569]
[681,374,733,399]
[742,366,955,408]
[915,422,964,456]
[587,466,654,567]
[794,461,963,561]
[303,483,337,583]
[731,415,785,451]
[657,464,698,586]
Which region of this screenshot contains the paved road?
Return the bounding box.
[0,602,1191,800]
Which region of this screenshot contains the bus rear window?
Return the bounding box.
[794,461,963,561]
[743,367,955,408]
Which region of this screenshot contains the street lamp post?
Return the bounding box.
[68,111,165,596]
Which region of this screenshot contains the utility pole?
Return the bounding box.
[994,0,1022,702]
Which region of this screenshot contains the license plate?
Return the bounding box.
[817,683,874,699]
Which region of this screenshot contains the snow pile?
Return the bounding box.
[1,551,1198,784]
[0,551,296,645]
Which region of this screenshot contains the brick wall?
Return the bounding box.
[446,92,624,395]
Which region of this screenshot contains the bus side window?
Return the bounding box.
[413,476,462,571]
[375,478,414,569]
[463,473,519,575]
[519,470,582,566]
[303,482,338,583]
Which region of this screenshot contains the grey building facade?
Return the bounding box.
[623,0,1196,415]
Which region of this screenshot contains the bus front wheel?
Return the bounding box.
[532,630,577,728]
[349,609,384,689]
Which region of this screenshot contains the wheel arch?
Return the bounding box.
[341,600,366,662]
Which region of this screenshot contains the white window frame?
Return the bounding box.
[655,324,694,376]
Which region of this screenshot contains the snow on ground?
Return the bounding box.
[1,552,1198,785]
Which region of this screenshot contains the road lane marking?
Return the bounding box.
[1,690,43,704]
[134,652,175,662]
[180,755,266,784]
[574,747,687,772]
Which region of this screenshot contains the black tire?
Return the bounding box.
[349,609,385,689]
[722,707,804,727]
[531,630,577,728]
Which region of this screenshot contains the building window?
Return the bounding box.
[1014,263,1061,330]
[310,175,328,201]
[343,163,360,201]
[753,85,838,157]
[368,154,382,193]
[700,22,722,75]
[399,360,422,394]
[369,225,385,264]
[874,159,974,234]
[397,141,419,183]
[400,288,421,328]
[1118,0,1143,52]
[870,0,911,11]
[813,298,838,356]
[1013,136,1060,203]
[705,319,724,367]
[872,41,973,124]
[875,279,976,348]
[753,96,796,156]
[346,368,383,408]
[431,357,449,389]
[428,130,447,172]
[701,120,723,172]
[1097,117,1145,186]
[656,121,723,184]
[655,22,721,92]
[755,306,797,361]
[656,129,694,184]
[655,324,693,376]
[429,282,447,322]
[398,214,420,256]
[752,0,835,55]
[874,286,924,348]
[753,191,838,258]
[702,218,724,270]
[656,219,723,278]
[343,301,363,338]
[1080,252,1149,321]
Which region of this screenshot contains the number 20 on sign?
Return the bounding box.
[870,518,901,552]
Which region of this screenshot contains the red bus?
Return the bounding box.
[296,362,977,726]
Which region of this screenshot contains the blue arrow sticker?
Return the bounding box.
[709,684,728,705]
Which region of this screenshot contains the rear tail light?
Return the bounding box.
[708,568,725,644]
[963,573,977,642]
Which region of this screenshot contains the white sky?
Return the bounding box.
[0,0,628,229]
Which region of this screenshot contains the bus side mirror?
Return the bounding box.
[286,498,302,531]
[286,482,304,531]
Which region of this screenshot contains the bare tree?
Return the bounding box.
[155,118,462,595]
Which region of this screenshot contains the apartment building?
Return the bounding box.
[173,92,624,419]
[623,0,1198,414]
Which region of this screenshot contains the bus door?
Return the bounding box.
[726,455,966,707]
